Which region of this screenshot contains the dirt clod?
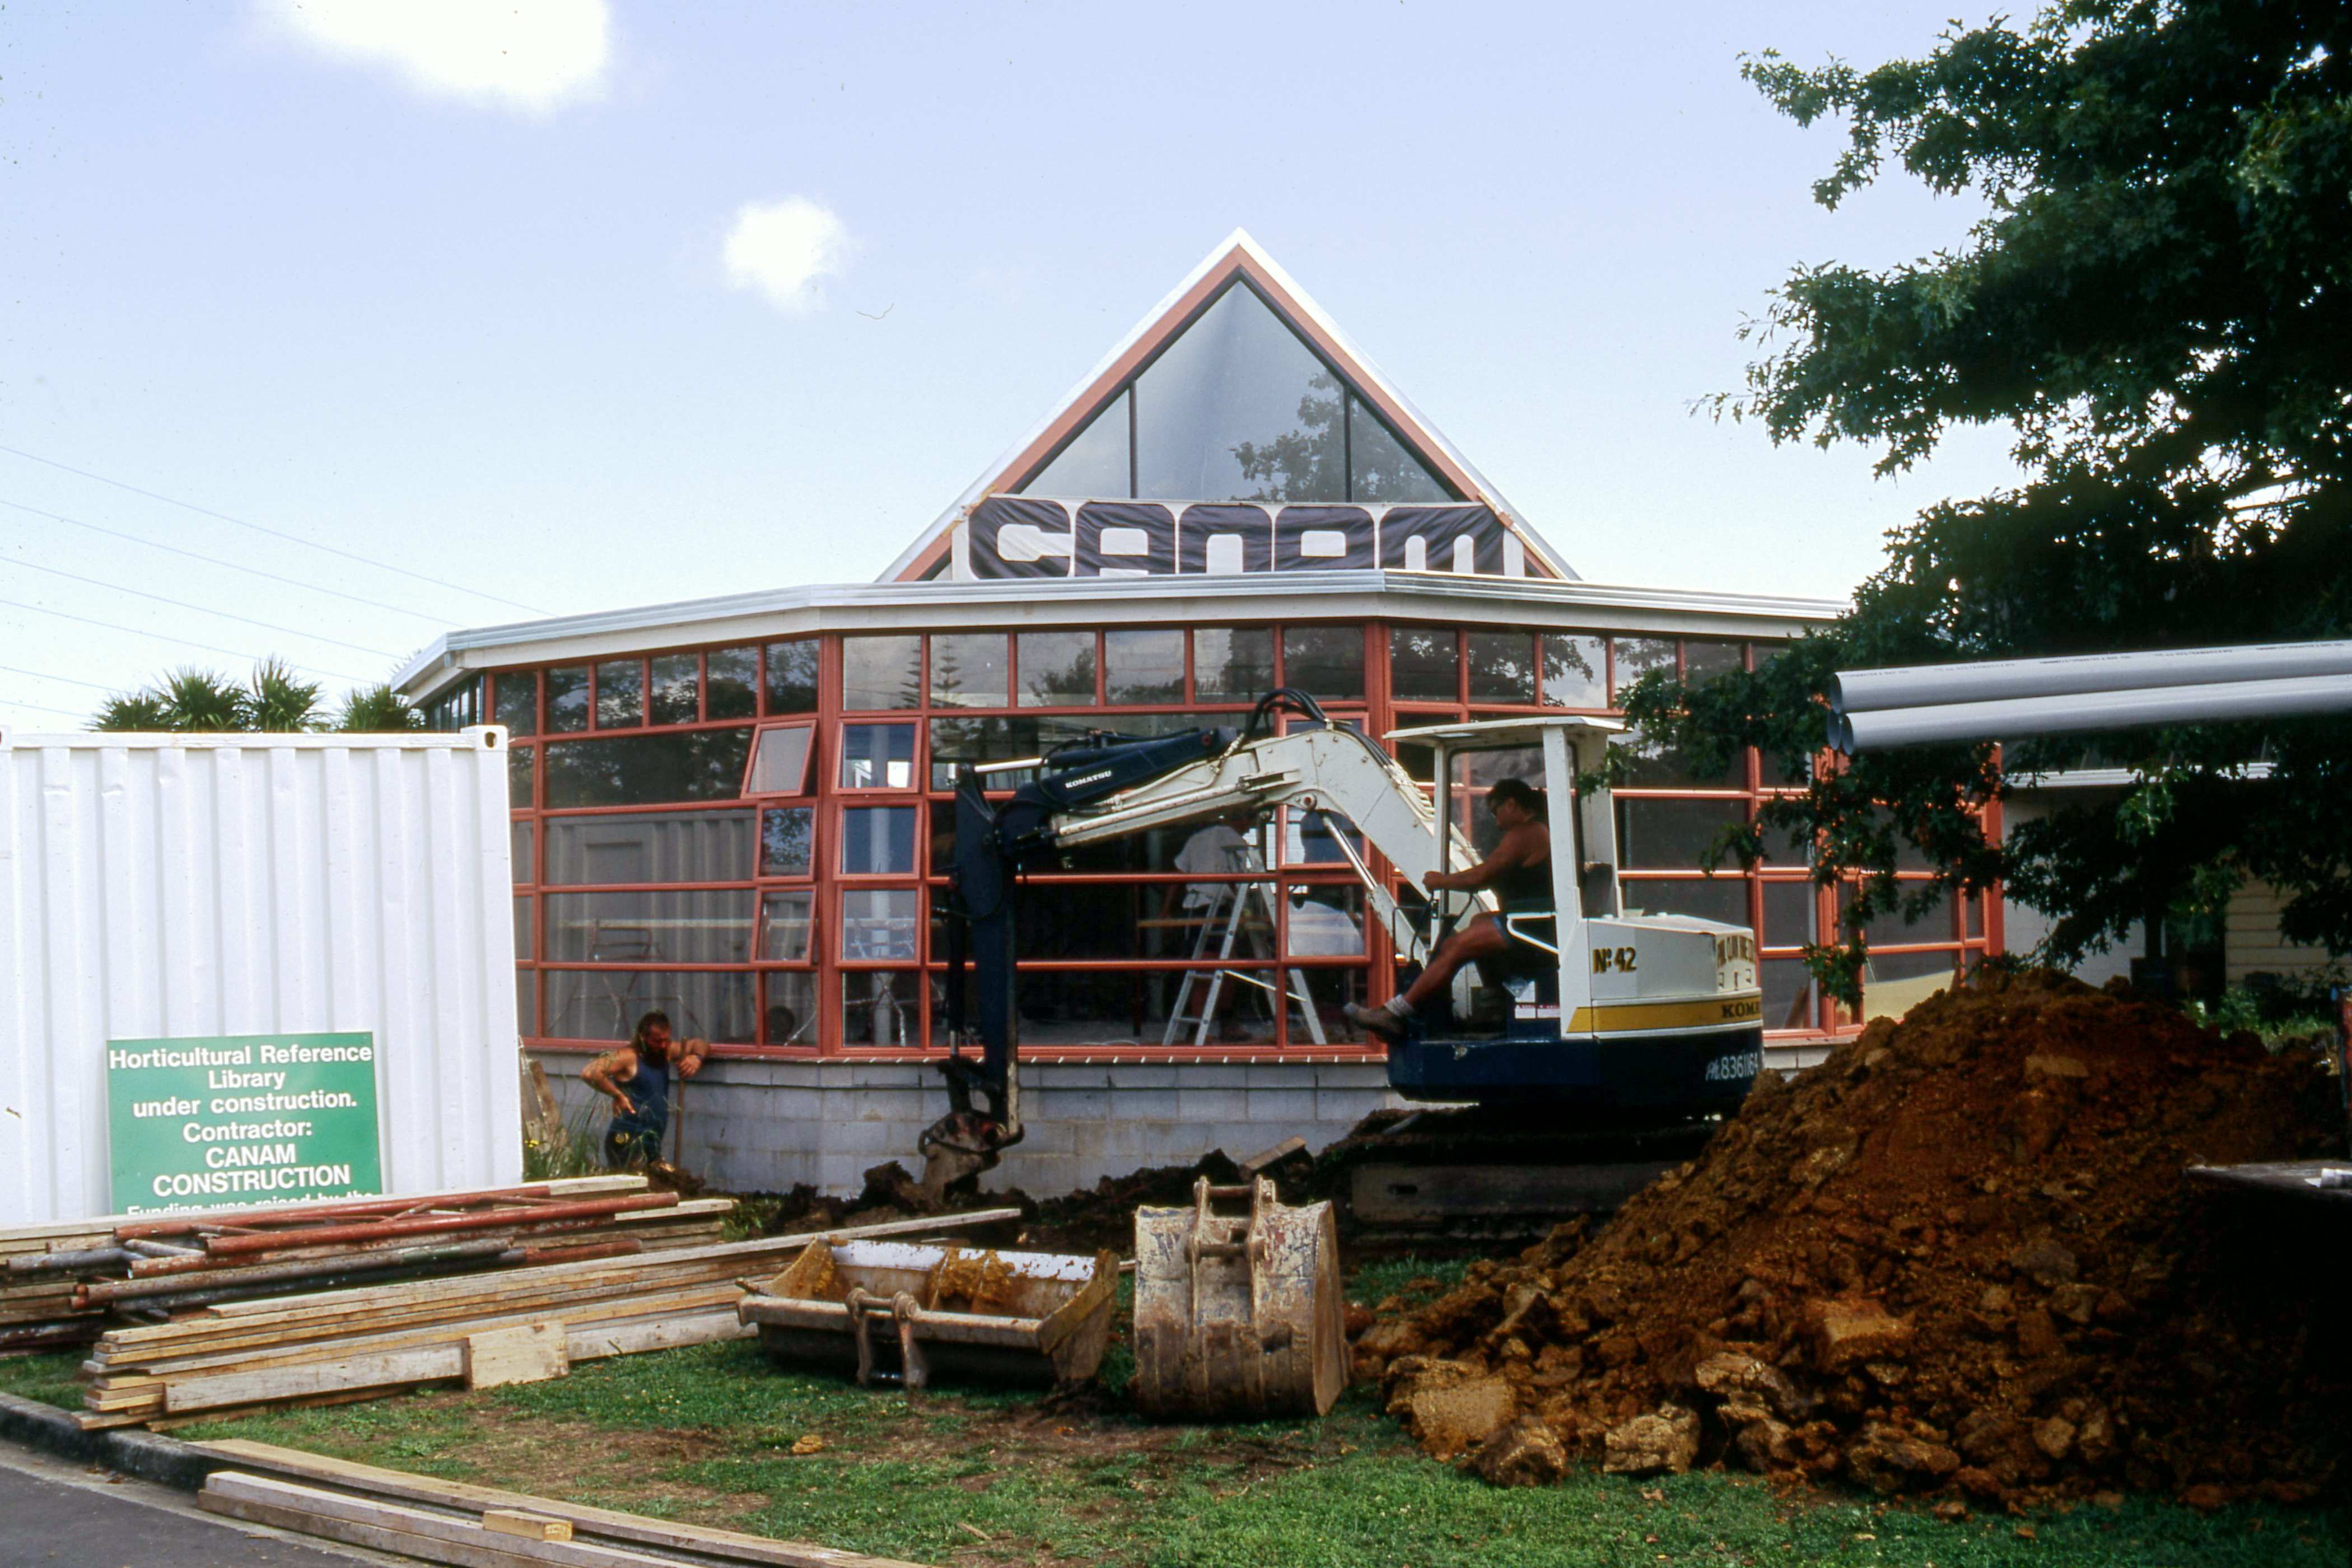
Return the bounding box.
[1352,972,2347,1506]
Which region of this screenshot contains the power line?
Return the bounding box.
[4,556,402,658]
[1,698,92,723]
[0,597,368,683]
[0,442,552,617]
[0,661,114,693]
[0,497,451,624]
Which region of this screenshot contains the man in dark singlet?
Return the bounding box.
[1347,776,1552,1039]
[582,1010,707,1169]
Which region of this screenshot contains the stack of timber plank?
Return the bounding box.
[78,1208,1019,1428]
[196,1439,931,1567]
[2,1176,732,1355]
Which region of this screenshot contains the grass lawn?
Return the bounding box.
[2,1265,2341,1568]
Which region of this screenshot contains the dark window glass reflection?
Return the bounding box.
[543,809,755,884]
[760,806,813,878]
[1282,627,1364,701]
[544,969,753,1044]
[840,723,916,789]
[494,673,537,736]
[595,660,643,729]
[1390,628,1458,703]
[1105,628,1184,704]
[842,636,922,710]
[546,666,588,732]
[649,655,699,725]
[929,633,1009,708]
[1467,632,1537,704]
[1194,628,1274,703]
[1542,635,1606,708]
[544,889,755,963]
[1018,631,1096,707]
[1347,395,1450,503]
[1023,389,1132,498]
[842,806,917,875]
[706,646,759,719]
[541,730,754,808]
[765,641,820,713]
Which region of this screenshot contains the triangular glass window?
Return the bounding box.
[1024,389,1131,498]
[1347,395,1450,504]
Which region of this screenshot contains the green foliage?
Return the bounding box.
[1632,2,2352,1001]
[337,682,425,732]
[521,1098,605,1182]
[91,659,330,734]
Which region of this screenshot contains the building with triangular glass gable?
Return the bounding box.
[399,232,1994,1194]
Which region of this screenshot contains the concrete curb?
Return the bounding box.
[0,1392,221,1491]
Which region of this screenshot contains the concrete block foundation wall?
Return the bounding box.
[533,1054,1406,1198]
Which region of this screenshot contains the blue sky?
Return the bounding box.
[0,1,2017,730]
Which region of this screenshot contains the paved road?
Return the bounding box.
[0,1449,390,1567]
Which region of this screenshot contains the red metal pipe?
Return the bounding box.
[198,1193,680,1256]
[111,1183,576,1239]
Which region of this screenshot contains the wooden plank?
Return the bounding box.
[201,1480,674,1567]
[195,1444,936,1568]
[466,1323,568,1390]
[487,1509,575,1543]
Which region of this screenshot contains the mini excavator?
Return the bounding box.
[916,690,1766,1217]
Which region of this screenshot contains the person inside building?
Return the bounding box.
[1347,777,1551,1039]
[582,1010,706,1169]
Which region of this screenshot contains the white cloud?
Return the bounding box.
[259,0,610,113]
[722,198,851,316]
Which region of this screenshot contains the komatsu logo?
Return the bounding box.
[1067,770,1113,788]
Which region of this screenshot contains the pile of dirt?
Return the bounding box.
[1354,972,2348,1507]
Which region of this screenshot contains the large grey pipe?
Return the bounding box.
[1831,674,2352,752]
[1832,640,2352,716]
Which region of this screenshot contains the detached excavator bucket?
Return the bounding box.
[1131,1176,1347,1420]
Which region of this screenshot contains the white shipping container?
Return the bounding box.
[0,726,521,1225]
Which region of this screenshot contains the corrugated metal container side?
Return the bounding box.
[0,726,521,1225]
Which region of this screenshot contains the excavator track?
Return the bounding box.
[1299,1107,1723,1250]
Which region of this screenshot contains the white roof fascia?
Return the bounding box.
[2008,762,2276,791]
[396,572,1845,703]
[879,228,1577,584]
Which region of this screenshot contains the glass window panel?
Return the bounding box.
[511,820,534,885]
[1390,627,1459,703]
[842,806,917,875]
[1768,746,1814,788]
[1467,632,1537,705]
[1018,631,1097,707]
[1862,948,1959,1022]
[1105,628,1185,704]
[1133,283,1342,502]
[595,660,643,729]
[516,969,538,1038]
[1612,636,1678,699]
[842,970,921,1047]
[842,635,922,711]
[508,745,535,810]
[842,888,921,962]
[764,971,818,1046]
[706,646,758,720]
[1762,958,1815,1032]
[745,725,814,796]
[1542,634,1607,708]
[544,969,754,1045]
[928,633,1009,708]
[649,655,699,725]
[512,895,534,962]
[1193,627,1274,703]
[1849,887,1958,947]
[1300,967,1369,1044]
[1684,640,1746,683]
[542,730,755,808]
[1022,389,1132,498]
[1761,880,1817,949]
[1964,890,1985,940]
[1615,726,1742,789]
[1623,876,1748,926]
[494,672,537,737]
[544,889,755,964]
[1450,746,1545,856]
[1285,885,1366,959]
[765,640,820,714]
[1282,806,1360,870]
[545,665,588,733]
[760,890,815,963]
[840,722,916,790]
[543,809,754,885]
[1614,797,1747,870]
[760,806,814,878]
[1347,395,1450,503]
[1282,627,1364,701]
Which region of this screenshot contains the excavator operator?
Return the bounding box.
[1347,776,1550,1039]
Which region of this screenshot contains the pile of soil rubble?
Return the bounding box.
[1352,972,2348,1508]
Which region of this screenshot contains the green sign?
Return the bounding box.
[106,1032,384,1215]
